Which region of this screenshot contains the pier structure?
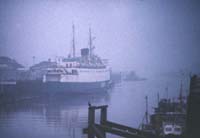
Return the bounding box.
[83,104,156,138]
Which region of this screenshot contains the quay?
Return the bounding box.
[83,104,156,138]
[83,75,200,138]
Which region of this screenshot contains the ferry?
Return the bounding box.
[0,25,111,93]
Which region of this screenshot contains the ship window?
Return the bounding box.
[72,69,78,75]
[165,127,172,132]
[66,64,68,68]
[174,128,181,132]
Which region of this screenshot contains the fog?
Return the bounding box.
[0,0,199,76]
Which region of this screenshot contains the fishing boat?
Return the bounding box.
[140,82,187,137]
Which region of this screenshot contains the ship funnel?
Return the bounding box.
[81,48,89,57]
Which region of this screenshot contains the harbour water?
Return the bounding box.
[0,75,189,138]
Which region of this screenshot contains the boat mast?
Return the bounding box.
[179,80,183,112]
[157,92,160,106]
[145,96,149,124]
[89,27,92,59]
[72,24,76,58]
[165,86,169,100]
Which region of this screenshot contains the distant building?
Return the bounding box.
[0,56,24,81]
[29,60,57,80]
[0,56,23,70]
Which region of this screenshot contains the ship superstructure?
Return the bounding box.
[43,25,110,84]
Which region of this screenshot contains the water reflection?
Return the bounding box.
[0,76,189,138]
[0,92,111,138]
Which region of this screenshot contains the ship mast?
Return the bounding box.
[89,27,95,59]
[72,24,76,58]
[89,27,92,59]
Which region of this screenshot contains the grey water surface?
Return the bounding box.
[0,75,189,138]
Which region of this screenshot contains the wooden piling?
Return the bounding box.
[88,106,95,138]
[84,104,156,138]
[100,106,107,138]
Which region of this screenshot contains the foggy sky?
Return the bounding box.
[0,0,199,76]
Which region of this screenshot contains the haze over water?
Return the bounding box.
[0,0,199,138]
[0,75,189,138]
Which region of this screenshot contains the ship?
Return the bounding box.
[140,82,187,137]
[0,25,111,94]
[123,71,146,81]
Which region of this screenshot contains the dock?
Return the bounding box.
[84,75,200,138]
[83,104,156,138]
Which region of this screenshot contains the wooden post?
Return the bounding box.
[100,106,107,124]
[88,106,95,138]
[84,104,156,138]
[100,106,107,138]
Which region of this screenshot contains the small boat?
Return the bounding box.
[140,82,187,137]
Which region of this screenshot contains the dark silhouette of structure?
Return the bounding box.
[186,75,200,138]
